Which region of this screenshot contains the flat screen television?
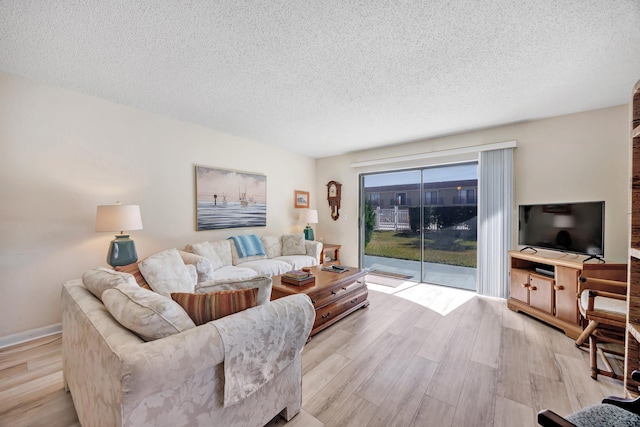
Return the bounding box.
[518,201,605,258]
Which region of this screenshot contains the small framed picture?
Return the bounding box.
[294,190,310,208]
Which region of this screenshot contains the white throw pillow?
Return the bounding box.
[185,241,225,271]
[179,250,215,282]
[261,235,282,258]
[82,267,138,301]
[102,284,195,341]
[138,248,196,297]
[282,233,306,256]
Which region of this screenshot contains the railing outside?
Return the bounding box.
[374,207,411,231]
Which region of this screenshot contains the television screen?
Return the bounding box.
[518,201,605,257]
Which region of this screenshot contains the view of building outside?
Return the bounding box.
[362,163,478,290]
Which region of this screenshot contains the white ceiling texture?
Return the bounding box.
[1,1,640,158]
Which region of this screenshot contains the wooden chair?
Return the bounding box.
[574,276,627,380]
[538,371,640,426]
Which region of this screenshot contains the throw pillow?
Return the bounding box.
[171,288,259,325]
[179,250,215,282]
[185,241,225,271]
[196,275,272,306]
[102,284,196,341]
[282,233,306,256]
[138,248,196,297]
[82,267,139,300]
[115,262,153,290]
[261,235,282,259]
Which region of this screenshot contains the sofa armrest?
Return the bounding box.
[305,240,323,264]
[119,294,312,398]
[195,275,273,305]
[120,322,225,397]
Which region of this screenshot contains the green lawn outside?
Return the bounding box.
[364,230,477,268]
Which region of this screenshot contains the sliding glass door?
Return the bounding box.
[361,162,478,290]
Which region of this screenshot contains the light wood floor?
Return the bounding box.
[0,282,624,427]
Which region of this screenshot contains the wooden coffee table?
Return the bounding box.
[271,265,369,336]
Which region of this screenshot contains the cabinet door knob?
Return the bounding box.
[351,298,358,304]
[331,290,337,295]
[530,286,537,291]
[554,285,564,291]
[311,299,317,304]
[321,312,331,319]
[521,283,530,288]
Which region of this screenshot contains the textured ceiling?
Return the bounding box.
[1,1,640,158]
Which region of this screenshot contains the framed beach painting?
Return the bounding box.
[294,190,309,208]
[195,165,267,230]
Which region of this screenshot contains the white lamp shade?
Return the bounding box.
[299,209,318,224]
[96,204,143,232]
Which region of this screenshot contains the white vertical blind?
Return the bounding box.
[478,148,514,298]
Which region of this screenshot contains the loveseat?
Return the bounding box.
[62,260,315,427]
[184,233,322,284]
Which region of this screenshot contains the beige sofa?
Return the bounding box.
[62,269,315,426]
[184,234,323,284]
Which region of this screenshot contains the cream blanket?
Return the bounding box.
[212,294,314,407]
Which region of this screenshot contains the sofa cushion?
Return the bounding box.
[184,241,225,271]
[115,262,153,290]
[211,265,259,282]
[274,255,317,270]
[82,267,139,300]
[282,233,306,256]
[102,284,196,341]
[261,235,283,259]
[171,288,259,325]
[138,248,196,297]
[240,259,292,276]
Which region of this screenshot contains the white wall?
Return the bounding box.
[0,71,316,338]
[316,105,629,267]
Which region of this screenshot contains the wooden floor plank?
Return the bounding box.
[303,329,354,375]
[452,361,497,426]
[355,327,427,406]
[303,332,403,423]
[496,327,533,405]
[323,394,378,427]
[494,396,535,427]
[302,353,351,406]
[530,373,573,418]
[470,297,502,369]
[366,355,438,427]
[409,395,456,427]
[424,297,486,406]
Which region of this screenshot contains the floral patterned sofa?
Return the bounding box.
[61,257,315,427]
[184,233,323,284]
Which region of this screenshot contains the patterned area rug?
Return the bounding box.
[365,271,413,288]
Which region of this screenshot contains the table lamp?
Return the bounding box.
[299,209,318,241]
[96,202,143,267]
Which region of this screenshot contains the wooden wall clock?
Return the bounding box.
[327,181,342,221]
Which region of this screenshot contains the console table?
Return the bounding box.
[508,250,626,339]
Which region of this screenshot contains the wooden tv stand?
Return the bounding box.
[508,250,626,339]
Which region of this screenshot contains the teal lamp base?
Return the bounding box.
[107,234,139,267]
[303,225,315,241]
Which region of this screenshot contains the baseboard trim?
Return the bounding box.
[0,323,62,350]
